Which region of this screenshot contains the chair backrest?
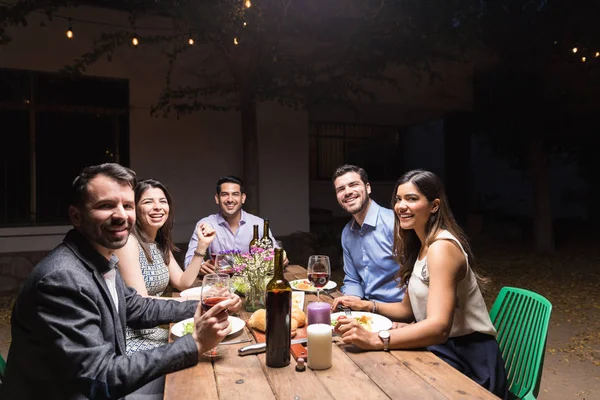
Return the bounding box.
[489,287,552,400]
[0,352,5,381]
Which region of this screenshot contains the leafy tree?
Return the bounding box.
[474,0,600,252]
[1,0,477,213]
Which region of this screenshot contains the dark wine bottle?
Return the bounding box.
[265,248,291,368]
[262,219,273,247]
[249,224,259,251]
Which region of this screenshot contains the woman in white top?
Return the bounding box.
[333,170,507,399]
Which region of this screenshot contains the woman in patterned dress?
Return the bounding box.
[116,179,217,354]
[333,170,508,399]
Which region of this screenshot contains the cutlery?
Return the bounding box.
[221,338,253,345]
[238,338,307,356]
[338,304,352,318]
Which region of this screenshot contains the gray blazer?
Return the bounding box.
[2,230,199,399]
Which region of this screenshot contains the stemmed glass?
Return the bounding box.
[201,273,231,358]
[307,255,331,302]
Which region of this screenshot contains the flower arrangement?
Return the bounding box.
[219,238,275,311]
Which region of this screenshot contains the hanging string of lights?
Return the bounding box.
[0,0,252,46]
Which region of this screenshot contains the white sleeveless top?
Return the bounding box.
[408,230,496,337]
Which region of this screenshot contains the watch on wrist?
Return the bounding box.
[378,330,390,351]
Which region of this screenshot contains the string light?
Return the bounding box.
[132,30,139,46]
[234,37,239,45]
[582,56,586,63]
[188,31,194,45]
[243,22,247,27]
[596,52,600,58]
[244,0,252,8]
[572,47,578,53]
[66,18,74,39]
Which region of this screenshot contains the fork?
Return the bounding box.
[338,304,352,318]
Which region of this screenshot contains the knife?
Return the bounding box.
[238,338,307,356]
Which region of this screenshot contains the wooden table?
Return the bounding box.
[164,265,499,400]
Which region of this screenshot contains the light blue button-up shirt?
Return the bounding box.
[341,200,405,303]
[183,210,278,269]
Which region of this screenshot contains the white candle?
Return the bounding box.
[307,323,332,370]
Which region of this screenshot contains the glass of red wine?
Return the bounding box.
[307,255,331,302]
[200,273,231,357]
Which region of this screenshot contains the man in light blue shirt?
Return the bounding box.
[331,165,404,311]
[184,176,281,273]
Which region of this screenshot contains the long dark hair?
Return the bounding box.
[132,179,179,265]
[392,170,489,292]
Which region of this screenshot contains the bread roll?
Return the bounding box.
[291,309,306,327]
[248,309,266,332]
[248,308,303,336]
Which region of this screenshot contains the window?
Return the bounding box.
[0,68,129,227]
[309,122,404,181]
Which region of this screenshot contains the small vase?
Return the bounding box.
[244,279,266,312]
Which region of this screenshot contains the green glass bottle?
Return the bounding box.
[249,224,259,251]
[265,248,291,368]
[262,219,273,247]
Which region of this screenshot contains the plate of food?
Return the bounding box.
[289,279,337,292]
[171,315,245,338]
[329,311,393,332]
[180,287,202,298]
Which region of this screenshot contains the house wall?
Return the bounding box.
[0,6,309,254]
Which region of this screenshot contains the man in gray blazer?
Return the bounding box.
[1,163,241,399]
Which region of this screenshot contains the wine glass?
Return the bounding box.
[201,273,231,358]
[307,255,331,302]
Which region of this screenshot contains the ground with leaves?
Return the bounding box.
[1,237,598,398]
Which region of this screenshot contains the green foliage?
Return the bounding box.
[1,0,480,115]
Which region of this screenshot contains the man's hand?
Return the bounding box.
[191,298,233,356]
[330,295,370,312]
[227,294,243,314]
[199,259,217,275]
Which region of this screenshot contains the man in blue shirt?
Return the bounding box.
[330,165,404,312]
[184,176,284,273]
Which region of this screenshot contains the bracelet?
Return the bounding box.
[194,251,206,258]
[371,300,378,314]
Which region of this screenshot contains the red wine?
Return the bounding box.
[308,272,330,288]
[266,248,291,368]
[201,296,228,313]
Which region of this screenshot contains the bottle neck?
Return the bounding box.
[263,221,270,238]
[273,248,284,279]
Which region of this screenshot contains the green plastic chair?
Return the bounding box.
[0,352,5,381]
[489,287,552,400]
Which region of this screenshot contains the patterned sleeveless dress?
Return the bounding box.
[125,242,171,355]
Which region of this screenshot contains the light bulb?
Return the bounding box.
[132,35,139,46]
[188,37,194,45]
[596,52,600,58]
[582,56,586,63]
[244,0,251,8]
[234,37,239,45]
[66,19,74,39]
[243,22,247,27]
[572,47,578,53]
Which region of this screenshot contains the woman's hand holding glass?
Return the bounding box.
[199,273,231,357]
[333,316,380,350]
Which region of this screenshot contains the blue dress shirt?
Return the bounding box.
[184,210,278,269]
[341,200,405,303]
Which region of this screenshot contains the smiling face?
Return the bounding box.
[137,187,170,233]
[216,182,246,218]
[69,174,136,259]
[334,171,371,216]
[393,181,439,233]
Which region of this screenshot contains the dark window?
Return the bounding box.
[0,68,129,227]
[310,122,404,181]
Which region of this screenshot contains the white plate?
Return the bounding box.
[289,279,337,293]
[171,316,245,338]
[180,287,202,298]
[330,311,393,332]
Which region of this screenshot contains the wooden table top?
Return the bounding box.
[164,265,499,400]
